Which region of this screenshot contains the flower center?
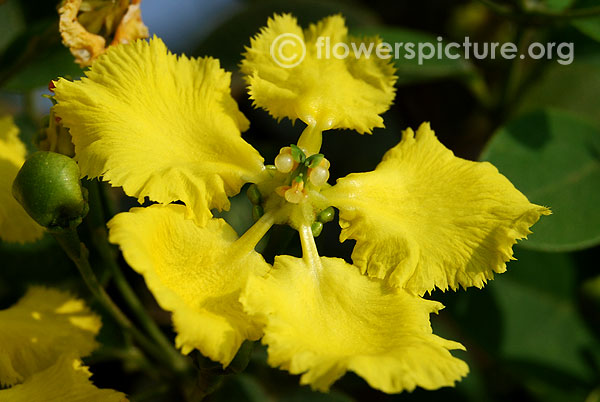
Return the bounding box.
[246,144,334,236]
[273,145,330,204]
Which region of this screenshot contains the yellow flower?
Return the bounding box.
[241,14,396,154]
[52,14,548,393]
[322,123,551,295]
[54,38,264,227]
[59,0,148,67]
[0,115,44,243]
[0,287,127,401]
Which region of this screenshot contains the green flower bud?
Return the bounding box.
[318,206,335,223]
[311,221,323,237]
[252,205,264,222]
[12,151,88,231]
[246,184,262,205]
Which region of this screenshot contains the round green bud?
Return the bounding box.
[12,151,88,231]
[246,184,262,205]
[311,221,323,237]
[318,206,335,223]
[252,205,264,222]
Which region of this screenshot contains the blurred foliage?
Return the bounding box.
[1,0,599,401]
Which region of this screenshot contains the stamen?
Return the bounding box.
[284,181,306,204]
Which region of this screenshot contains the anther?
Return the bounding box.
[284,181,306,204]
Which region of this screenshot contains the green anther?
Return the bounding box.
[294,175,304,183]
[246,184,262,205]
[252,205,264,222]
[318,206,335,223]
[306,153,324,168]
[311,221,323,237]
[290,144,306,163]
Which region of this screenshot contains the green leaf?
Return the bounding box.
[489,248,598,381]
[2,46,82,91]
[515,55,600,128]
[481,109,600,251]
[571,0,600,42]
[350,26,475,85]
[573,17,600,42]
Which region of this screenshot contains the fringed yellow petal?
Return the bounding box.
[59,0,148,67]
[323,123,551,295]
[0,355,127,402]
[54,37,265,226]
[241,256,468,393]
[0,287,101,387]
[107,204,271,366]
[0,116,44,243]
[240,14,396,134]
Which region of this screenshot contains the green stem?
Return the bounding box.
[85,181,189,373]
[92,226,189,372]
[53,229,183,372]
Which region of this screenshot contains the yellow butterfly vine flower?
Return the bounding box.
[0,287,127,401]
[52,14,549,393]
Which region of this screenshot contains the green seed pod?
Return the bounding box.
[12,151,88,231]
[318,206,335,223]
[311,221,323,237]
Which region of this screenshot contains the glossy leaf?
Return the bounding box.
[350,26,475,85]
[489,248,598,381]
[515,56,600,128]
[481,109,600,251]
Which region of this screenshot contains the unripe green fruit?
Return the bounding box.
[12,151,88,231]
